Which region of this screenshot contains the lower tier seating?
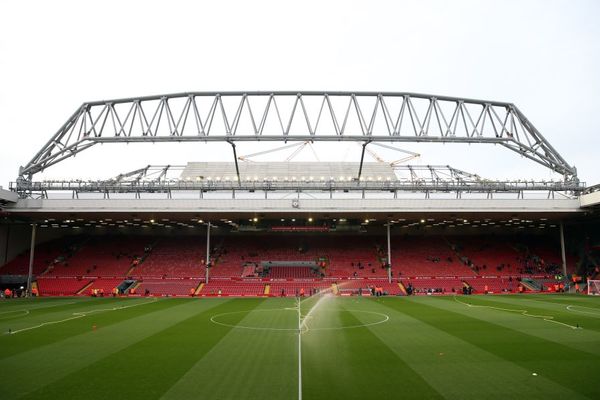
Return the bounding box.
[136,279,200,296]
[464,277,518,293]
[87,278,125,295]
[37,277,91,296]
[269,281,333,297]
[336,280,402,295]
[201,281,266,296]
[402,277,465,294]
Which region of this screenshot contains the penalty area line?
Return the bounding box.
[453,296,581,330]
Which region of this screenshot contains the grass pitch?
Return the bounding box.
[1,294,599,399]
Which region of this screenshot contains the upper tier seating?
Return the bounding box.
[391,236,475,277]
[134,237,205,278]
[0,241,65,276]
[452,235,575,276]
[44,237,147,278]
[217,235,382,279]
[269,266,316,279]
[518,237,577,274]
[450,236,519,276]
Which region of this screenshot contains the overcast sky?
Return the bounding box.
[1,0,599,188]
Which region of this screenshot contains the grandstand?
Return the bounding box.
[0,91,598,298]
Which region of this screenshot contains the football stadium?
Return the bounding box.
[1,91,600,399]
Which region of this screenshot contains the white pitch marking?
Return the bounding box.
[210,307,389,332]
[0,309,30,317]
[7,298,158,335]
[297,297,302,400]
[0,301,77,315]
[566,305,600,316]
[453,296,581,329]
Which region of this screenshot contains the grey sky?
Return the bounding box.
[1,0,599,188]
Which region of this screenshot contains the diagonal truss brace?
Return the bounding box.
[18,92,577,183]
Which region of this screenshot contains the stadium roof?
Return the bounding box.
[179,162,397,182]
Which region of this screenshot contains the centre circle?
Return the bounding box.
[210,308,389,331]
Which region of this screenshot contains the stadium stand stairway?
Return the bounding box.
[520,278,541,291]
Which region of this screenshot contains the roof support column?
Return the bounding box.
[26,223,37,297]
[387,223,392,284]
[560,222,567,277]
[205,222,211,285]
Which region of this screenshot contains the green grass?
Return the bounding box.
[1,294,599,399]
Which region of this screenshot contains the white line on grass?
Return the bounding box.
[566,305,600,316]
[453,296,581,330]
[297,297,302,400]
[0,310,29,318]
[0,301,78,315]
[7,298,158,335]
[210,308,389,332]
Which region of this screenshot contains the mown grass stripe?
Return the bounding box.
[0,298,138,332]
[0,298,174,360]
[0,297,89,311]
[161,298,298,400]
[402,296,600,399]
[472,295,600,326]
[521,294,600,308]
[301,298,443,400]
[1,298,228,399]
[500,295,600,320]
[366,297,587,400]
[19,298,265,400]
[444,295,600,355]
